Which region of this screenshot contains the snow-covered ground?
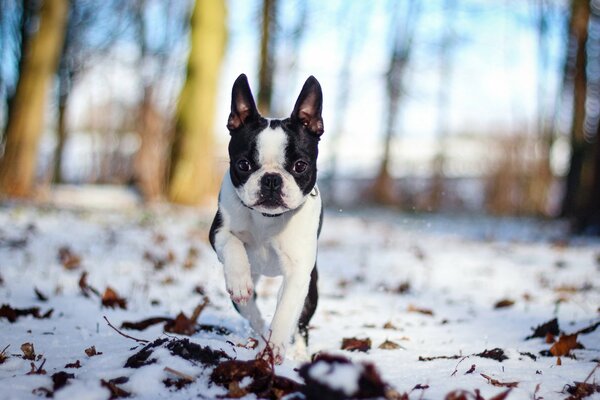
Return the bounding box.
[1,201,599,399]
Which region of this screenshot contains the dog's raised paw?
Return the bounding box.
[226,275,254,305]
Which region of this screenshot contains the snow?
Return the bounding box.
[1,199,599,399]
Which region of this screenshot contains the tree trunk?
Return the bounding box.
[52,96,67,183]
[429,0,456,211]
[257,0,277,115]
[0,0,69,197]
[167,0,227,205]
[372,0,419,205]
[561,0,590,218]
[135,86,166,201]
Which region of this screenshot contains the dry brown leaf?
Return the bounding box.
[85,346,102,357]
[0,345,9,364]
[407,304,434,316]
[341,337,371,352]
[383,321,398,330]
[65,360,81,368]
[480,373,519,388]
[101,287,127,309]
[58,246,81,270]
[378,340,402,350]
[494,299,515,309]
[164,299,209,336]
[21,342,36,360]
[550,333,579,357]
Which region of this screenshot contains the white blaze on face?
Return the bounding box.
[234,124,307,215]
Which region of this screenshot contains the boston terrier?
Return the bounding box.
[209,74,324,364]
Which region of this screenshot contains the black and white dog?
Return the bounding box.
[209,74,324,364]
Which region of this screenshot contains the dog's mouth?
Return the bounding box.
[253,196,288,210]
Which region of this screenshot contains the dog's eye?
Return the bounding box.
[293,160,308,174]
[237,159,251,172]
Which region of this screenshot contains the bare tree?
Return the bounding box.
[132,0,189,201]
[561,0,590,219]
[372,0,420,205]
[429,0,457,211]
[257,0,278,115]
[0,0,69,197]
[167,0,227,205]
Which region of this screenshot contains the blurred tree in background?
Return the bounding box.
[0,0,68,197]
[167,0,227,205]
[561,0,600,233]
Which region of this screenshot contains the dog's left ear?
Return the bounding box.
[291,76,324,136]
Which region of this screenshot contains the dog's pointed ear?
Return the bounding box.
[291,76,324,136]
[227,74,260,131]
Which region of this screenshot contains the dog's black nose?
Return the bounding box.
[261,173,282,192]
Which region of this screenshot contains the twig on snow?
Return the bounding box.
[103,316,149,344]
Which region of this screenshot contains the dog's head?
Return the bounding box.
[226,74,324,216]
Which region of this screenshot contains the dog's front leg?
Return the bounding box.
[267,269,311,364]
[214,231,254,305]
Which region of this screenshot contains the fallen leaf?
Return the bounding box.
[378,340,402,350]
[212,357,302,398]
[480,373,518,388]
[58,246,81,269]
[565,381,600,399]
[52,371,75,391]
[494,299,514,309]
[475,348,508,362]
[550,333,580,357]
[383,321,398,330]
[164,299,208,336]
[0,345,9,364]
[407,304,434,316]
[21,342,36,360]
[143,249,175,270]
[183,246,200,269]
[165,313,197,336]
[545,332,555,344]
[65,360,81,368]
[0,304,53,323]
[341,337,371,352]
[124,338,168,368]
[101,377,131,399]
[101,287,127,309]
[465,364,476,374]
[526,318,559,340]
[85,346,102,357]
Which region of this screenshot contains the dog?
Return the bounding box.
[209,74,324,364]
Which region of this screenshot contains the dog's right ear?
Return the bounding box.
[227,74,260,131]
